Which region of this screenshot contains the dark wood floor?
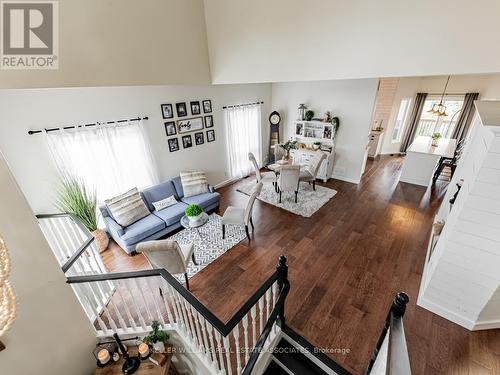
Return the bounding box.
[104,156,500,375]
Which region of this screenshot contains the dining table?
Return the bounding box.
[266,161,309,193]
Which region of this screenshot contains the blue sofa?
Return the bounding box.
[100,176,220,254]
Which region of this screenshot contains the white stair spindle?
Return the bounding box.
[197,312,211,362]
[146,277,165,325]
[109,296,127,330]
[214,330,227,375]
[183,299,199,346]
[233,325,242,374]
[242,315,250,364]
[83,294,107,334]
[159,286,175,326]
[265,289,271,320]
[167,285,184,331]
[189,305,204,352]
[172,288,190,335]
[126,279,147,329]
[223,334,233,375]
[132,278,154,323]
[250,305,257,348]
[205,319,218,366]
[116,282,137,329]
[258,297,264,334]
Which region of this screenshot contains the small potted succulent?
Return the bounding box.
[143,321,170,353]
[279,140,298,161]
[185,204,203,222]
[305,110,314,121]
[431,132,441,147]
[312,141,321,150]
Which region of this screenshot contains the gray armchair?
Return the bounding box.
[222,182,263,240]
[299,152,326,190]
[278,165,300,203]
[136,239,198,290]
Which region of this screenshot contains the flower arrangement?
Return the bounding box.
[279,140,298,160]
[431,132,441,146]
[185,204,203,222]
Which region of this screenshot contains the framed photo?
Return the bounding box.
[161,104,173,119]
[204,115,214,128]
[177,117,204,134]
[182,135,193,149]
[168,138,179,152]
[190,101,201,115]
[164,121,176,136]
[194,132,204,145]
[176,102,187,117]
[206,129,215,142]
[202,99,212,113]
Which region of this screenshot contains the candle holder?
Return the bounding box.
[113,333,141,374]
[93,342,117,368]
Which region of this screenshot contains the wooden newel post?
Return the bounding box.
[276,255,288,327]
[391,292,410,318]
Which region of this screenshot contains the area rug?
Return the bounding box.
[237,179,337,217]
[168,214,246,280]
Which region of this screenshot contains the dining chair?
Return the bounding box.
[222,182,263,240]
[248,152,276,184]
[432,143,465,184]
[136,239,198,291]
[274,145,286,161]
[278,165,300,203]
[299,151,326,190]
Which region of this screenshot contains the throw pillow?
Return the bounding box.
[152,195,178,211]
[105,188,150,227]
[180,171,208,198]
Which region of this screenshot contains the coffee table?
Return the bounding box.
[180,212,209,238]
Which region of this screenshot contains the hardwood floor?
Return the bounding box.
[103,156,500,375]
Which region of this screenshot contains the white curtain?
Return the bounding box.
[45,120,159,201]
[224,104,262,178]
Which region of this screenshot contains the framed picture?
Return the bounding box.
[202,99,212,114]
[194,132,204,145]
[204,115,214,128]
[177,117,204,134]
[164,121,176,136]
[161,104,173,119]
[182,135,193,149]
[206,129,215,142]
[168,138,179,152]
[190,101,201,115]
[176,102,187,117]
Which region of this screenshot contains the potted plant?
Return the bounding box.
[431,132,441,146]
[279,140,298,161]
[143,321,170,353]
[305,110,314,121]
[57,175,109,252]
[312,141,321,150]
[185,204,203,222]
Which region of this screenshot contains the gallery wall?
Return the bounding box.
[204,0,500,84]
[0,152,96,375]
[0,84,271,213]
[0,0,211,89]
[271,78,379,183]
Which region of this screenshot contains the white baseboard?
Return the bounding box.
[331,174,360,184]
[214,177,240,189]
[417,294,476,330]
[472,318,500,330]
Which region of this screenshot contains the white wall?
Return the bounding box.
[271,79,379,183]
[0,152,95,375]
[381,74,500,155]
[204,0,500,84]
[0,0,211,89]
[0,84,271,213]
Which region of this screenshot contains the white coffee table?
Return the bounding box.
[180,212,209,238]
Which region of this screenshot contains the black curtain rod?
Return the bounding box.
[27,116,149,135]
[223,101,263,109]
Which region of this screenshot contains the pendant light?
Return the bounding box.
[428,76,451,117]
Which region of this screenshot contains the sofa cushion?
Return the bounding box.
[153,202,189,226]
[180,171,209,197]
[105,188,150,227]
[142,180,179,211]
[172,176,184,198]
[181,192,220,210]
[121,214,166,246]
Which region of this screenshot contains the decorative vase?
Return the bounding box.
[431,138,439,147]
[312,144,320,150]
[153,341,165,353]
[92,229,109,252]
[188,213,203,223]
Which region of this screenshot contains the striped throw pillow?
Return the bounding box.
[105,188,150,227]
[180,171,208,198]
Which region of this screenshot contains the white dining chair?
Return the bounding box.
[136,239,198,291]
[222,182,263,240]
[278,165,300,203]
[299,151,326,190]
[248,152,276,184]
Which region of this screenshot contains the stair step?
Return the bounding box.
[264,360,292,375]
[271,338,330,375]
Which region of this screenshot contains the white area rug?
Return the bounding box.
[237,179,337,217]
[168,214,245,280]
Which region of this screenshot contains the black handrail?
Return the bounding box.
[67,257,288,338]
[36,213,96,273]
[365,292,410,375]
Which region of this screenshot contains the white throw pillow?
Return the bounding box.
[105,188,150,227]
[180,171,209,198]
[152,195,178,211]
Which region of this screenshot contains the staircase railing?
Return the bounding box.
[365,292,411,375]
[36,213,290,375]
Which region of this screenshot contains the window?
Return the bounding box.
[224,104,262,178]
[391,98,411,143]
[416,96,464,138]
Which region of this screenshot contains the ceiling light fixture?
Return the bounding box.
[428,75,451,117]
